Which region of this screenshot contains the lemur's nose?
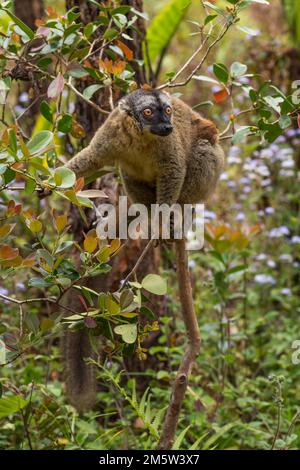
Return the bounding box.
[162,124,173,134]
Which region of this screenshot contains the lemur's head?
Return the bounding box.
[119,89,173,136]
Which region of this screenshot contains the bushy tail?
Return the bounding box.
[63,328,97,413]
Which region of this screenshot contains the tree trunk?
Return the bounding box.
[13,0,45,133]
[14,0,44,31]
[63,0,162,412]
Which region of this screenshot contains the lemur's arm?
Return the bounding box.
[66,109,121,178]
[156,151,186,206]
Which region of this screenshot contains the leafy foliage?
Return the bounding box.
[0,0,300,452]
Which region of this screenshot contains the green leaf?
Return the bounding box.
[204,14,217,25]
[53,167,76,189]
[103,28,119,40]
[279,115,292,129]
[202,423,236,450]
[213,63,229,84]
[236,25,260,36]
[114,323,137,344]
[263,96,284,114]
[57,114,72,133]
[142,274,167,295]
[140,306,155,319]
[27,131,53,154]
[83,84,103,100]
[8,128,17,154]
[28,277,53,288]
[40,101,53,123]
[120,289,134,309]
[230,62,247,78]
[203,2,225,15]
[3,8,34,40]
[146,0,191,64]
[231,126,253,144]
[0,395,29,418]
[0,339,6,365]
[172,425,191,450]
[193,75,219,85]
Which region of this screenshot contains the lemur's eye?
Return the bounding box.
[165,106,172,115]
[143,108,153,117]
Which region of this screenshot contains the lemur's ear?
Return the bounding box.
[118,98,130,113]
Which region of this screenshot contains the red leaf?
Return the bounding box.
[213,89,229,104]
[0,244,19,260]
[297,114,300,129]
[75,177,85,192]
[116,40,133,61]
[47,74,65,100]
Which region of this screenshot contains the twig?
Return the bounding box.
[15,94,45,123]
[157,238,201,449]
[21,382,34,450]
[157,21,230,90]
[120,239,154,290]
[0,293,79,315]
[66,79,109,115]
[19,304,24,338]
[271,379,283,450]
[286,410,300,441]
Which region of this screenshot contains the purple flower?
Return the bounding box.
[204,210,216,220]
[254,274,276,285]
[261,179,272,187]
[19,92,29,103]
[291,236,300,244]
[268,226,290,238]
[243,186,251,193]
[274,136,286,144]
[286,129,298,137]
[279,254,293,262]
[240,177,251,184]
[228,156,242,164]
[220,172,228,181]
[260,149,273,159]
[279,170,294,177]
[188,260,196,269]
[255,253,267,261]
[281,159,294,169]
[239,77,250,84]
[265,207,275,215]
[236,212,245,221]
[280,288,291,296]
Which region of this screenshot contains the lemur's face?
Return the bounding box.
[120,90,174,136]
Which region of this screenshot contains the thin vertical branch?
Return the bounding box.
[157,238,201,450]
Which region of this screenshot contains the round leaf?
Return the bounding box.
[141,274,167,295]
[53,167,76,189]
[114,323,137,344]
[230,62,248,79]
[27,131,53,154]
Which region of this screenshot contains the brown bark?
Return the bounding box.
[157,239,201,450]
[13,0,45,133]
[14,0,44,31]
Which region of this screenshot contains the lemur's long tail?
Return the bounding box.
[64,328,97,413]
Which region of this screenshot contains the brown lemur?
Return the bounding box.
[63,89,224,411]
[65,88,225,210]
